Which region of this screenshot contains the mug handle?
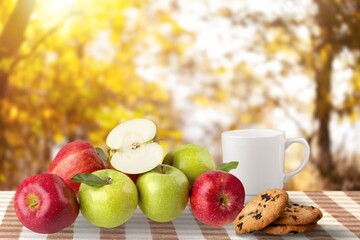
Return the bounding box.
[283,138,310,183]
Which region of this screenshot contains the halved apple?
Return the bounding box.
[106,118,163,174]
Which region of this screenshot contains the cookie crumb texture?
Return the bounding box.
[233,189,288,234]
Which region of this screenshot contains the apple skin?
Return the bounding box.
[137,164,190,222]
[190,170,245,226]
[48,140,105,194]
[126,173,140,183]
[14,173,80,234]
[78,169,138,228]
[163,144,216,185]
[106,161,140,183]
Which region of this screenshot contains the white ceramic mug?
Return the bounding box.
[221,129,310,202]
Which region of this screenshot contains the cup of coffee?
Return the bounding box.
[221,129,310,202]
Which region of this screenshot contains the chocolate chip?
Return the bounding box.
[271,194,279,202]
[293,203,299,206]
[263,204,267,208]
[289,231,299,234]
[274,194,280,199]
[237,223,243,230]
[311,206,315,209]
[248,211,256,215]
[261,193,271,202]
[254,213,262,220]
[291,215,297,221]
[258,203,261,207]
[238,215,244,220]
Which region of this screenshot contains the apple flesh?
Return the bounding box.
[106,118,163,174]
[190,170,245,226]
[48,140,105,194]
[163,144,216,185]
[137,164,190,222]
[106,160,140,183]
[14,173,79,234]
[77,169,138,228]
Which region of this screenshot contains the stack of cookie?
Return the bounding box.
[233,189,323,236]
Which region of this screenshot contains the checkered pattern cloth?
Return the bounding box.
[0,191,359,239]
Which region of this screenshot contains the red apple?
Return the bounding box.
[127,173,140,183]
[48,140,105,194]
[14,173,80,234]
[190,170,245,226]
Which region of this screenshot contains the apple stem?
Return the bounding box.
[105,177,112,185]
[108,148,116,157]
[159,165,165,174]
[152,138,164,143]
[219,195,228,207]
[30,199,39,209]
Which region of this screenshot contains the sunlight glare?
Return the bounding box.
[47,0,75,13]
[36,0,77,29]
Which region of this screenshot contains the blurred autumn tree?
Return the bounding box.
[309,0,360,189]
[264,0,360,189]
[242,0,360,189]
[126,0,360,190]
[0,0,359,190]
[0,0,182,189]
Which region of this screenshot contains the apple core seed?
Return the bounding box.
[131,142,141,149]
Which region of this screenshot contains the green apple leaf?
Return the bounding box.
[71,173,107,187]
[95,147,108,162]
[217,161,239,172]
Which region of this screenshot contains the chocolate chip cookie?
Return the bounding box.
[272,203,323,225]
[234,189,289,234]
[261,223,317,235]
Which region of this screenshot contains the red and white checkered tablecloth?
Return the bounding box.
[0,191,359,239]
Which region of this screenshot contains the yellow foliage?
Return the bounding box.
[192,95,212,107]
[215,89,228,101]
[8,106,19,122]
[215,67,227,75]
[0,58,13,72]
[1,0,360,192]
[0,174,5,183]
[43,108,53,119]
[349,111,358,124]
[240,113,252,123]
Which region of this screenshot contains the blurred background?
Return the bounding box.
[0,0,359,191]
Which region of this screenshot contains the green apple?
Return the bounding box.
[75,169,138,228]
[163,144,216,185]
[137,164,190,222]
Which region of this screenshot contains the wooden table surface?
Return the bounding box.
[0,191,359,239]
